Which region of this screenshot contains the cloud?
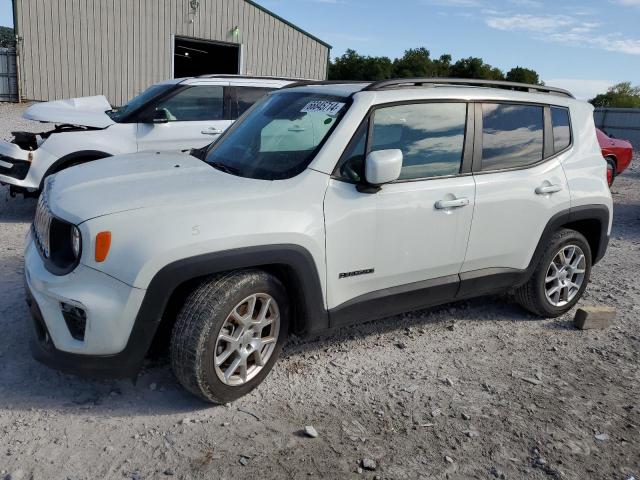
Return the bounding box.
[486,14,575,33]
[543,79,615,100]
[485,12,640,56]
[424,0,483,7]
[611,0,640,5]
[507,0,543,7]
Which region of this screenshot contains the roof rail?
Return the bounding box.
[363,78,574,98]
[196,74,308,82]
[280,80,371,89]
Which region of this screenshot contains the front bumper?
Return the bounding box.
[24,233,148,378]
[0,140,47,190]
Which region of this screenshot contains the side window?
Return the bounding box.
[234,87,273,118]
[481,103,544,171]
[370,103,467,180]
[551,106,571,153]
[151,85,225,121]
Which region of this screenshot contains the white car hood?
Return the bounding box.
[24,95,115,128]
[48,152,271,224]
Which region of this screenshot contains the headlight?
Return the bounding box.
[71,226,81,258]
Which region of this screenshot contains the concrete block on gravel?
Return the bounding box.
[574,306,616,330]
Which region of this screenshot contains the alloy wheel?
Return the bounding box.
[213,293,280,386]
[544,244,587,307]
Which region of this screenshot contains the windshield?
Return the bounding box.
[204,92,349,180]
[106,84,174,122]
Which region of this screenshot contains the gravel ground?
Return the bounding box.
[0,102,639,480]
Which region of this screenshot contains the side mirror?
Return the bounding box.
[144,108,170,124]
[365,149,403,186]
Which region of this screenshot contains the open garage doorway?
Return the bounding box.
[173,37,240,77]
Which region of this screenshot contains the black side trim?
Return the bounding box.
[458,267,527,298]
[30,245,327,379]
[329,274,459,328]
[41,150,112,189]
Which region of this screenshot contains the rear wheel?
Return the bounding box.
[605,157,616,187]
[170,270,289,403]
[515,229,592,317]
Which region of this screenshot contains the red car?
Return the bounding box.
[597,128,634,186]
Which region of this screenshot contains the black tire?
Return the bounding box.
[605,157,616,187]
[515,229,592,317]
[170,270,289,404]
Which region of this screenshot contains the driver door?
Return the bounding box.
[136,82,231,152]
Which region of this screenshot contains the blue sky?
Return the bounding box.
[260,0,640,99]
[1,0,639,99]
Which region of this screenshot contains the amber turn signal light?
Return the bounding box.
[95,231,112,262]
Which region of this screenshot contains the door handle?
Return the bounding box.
[202,127,223,135]
[435,197,470,209]
[535,184,562,195]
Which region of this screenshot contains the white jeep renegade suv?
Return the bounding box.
[24,78,612,403]
[0,75,293,196]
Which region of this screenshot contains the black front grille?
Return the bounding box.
[0,154,30,180]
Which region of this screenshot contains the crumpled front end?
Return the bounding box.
[0,137,41,192]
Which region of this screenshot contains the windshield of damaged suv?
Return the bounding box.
[106,84,174,122]
[204,92,349,180]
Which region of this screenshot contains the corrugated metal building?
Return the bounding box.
[594,108,640,149]
[12,0,330,105]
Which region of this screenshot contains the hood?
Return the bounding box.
[48,152,271,224]
[24,95,115,128]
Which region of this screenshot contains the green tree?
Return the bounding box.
[506,66,543,85]
[449,57,505,80]
[433,54,452,78]
[0,27,15,48]
[590,82,640,108]
[392,48,435,78]
[328,49,393,81]
[328,48,542,84]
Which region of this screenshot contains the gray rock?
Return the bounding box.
[490,466,506,479]
[445,456,454,464]
[303,425,319,438]
[461,413,471,420]
[6,470,25,480]
[594,433,609,441]
[574,306,616,330]
[163,468,175,476]
[361,458,377,471]
[239,456,250,466]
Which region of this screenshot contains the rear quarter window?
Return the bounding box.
[551,106,572,153]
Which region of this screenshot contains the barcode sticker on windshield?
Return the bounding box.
[301,101,345,116]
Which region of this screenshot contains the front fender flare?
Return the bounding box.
[116,245,327,377]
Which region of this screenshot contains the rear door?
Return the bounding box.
[135,81,231,152]
[460,102,572,292]
[324,101,476,322]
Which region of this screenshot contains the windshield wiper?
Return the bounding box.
[209,161,241,176]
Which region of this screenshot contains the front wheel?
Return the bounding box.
[170,270,289,403]
[515,229,592,317]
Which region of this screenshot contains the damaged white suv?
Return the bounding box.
[0,75,293,196]
[25,79,612,403]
